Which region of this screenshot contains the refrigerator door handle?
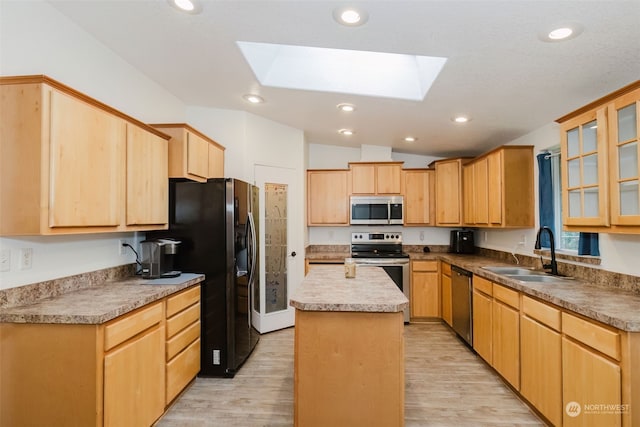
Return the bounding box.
[247,212,257,324]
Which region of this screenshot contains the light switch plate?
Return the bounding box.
[0,249,10,272]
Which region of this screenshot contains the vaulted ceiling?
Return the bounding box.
[49,0,640,157]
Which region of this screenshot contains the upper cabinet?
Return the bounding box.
[557,80,640,233]
[307,169,350,226]
[151,124,225,183]
[402,169,435,226]
[0,75,170,235]
[434,158,469,226]
[464,146,534,228]
[349,162,403,195]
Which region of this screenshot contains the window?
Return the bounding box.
[548,148,580,251]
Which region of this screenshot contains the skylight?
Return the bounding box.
[237,42,447,101]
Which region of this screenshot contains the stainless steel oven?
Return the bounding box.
[351,232,410,322]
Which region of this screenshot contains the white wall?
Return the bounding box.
[0,1,187,290]
[481,123,640,277]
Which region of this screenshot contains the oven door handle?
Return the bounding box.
[354,258,410,266]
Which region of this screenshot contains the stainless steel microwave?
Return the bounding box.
[350,195,404,225]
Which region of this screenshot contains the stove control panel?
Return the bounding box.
[351,232,402,244]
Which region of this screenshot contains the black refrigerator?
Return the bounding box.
[148,178,260,377]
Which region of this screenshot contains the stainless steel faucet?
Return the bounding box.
[534,226,559,275]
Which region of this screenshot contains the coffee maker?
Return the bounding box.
[140,238,181,279]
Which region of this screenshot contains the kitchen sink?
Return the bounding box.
[482,266,542,275]
[508,274,574,283]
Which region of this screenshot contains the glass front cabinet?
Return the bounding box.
[557,81,640,233]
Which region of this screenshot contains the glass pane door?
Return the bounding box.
[265,183,288,313]
[611,96,640,224]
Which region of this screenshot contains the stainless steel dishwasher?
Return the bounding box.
[451,265,473,346]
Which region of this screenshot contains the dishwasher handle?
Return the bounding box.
[451,265,472,277]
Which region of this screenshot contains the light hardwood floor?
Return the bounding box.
[156,323,545,426]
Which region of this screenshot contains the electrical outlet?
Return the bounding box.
[419,231,425,241]
[520,234,527,245]
[0,249,10,272]
[119,239,129,256]
[483,231,488,242]
[19,248,33,270]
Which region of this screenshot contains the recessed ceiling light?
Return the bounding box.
[243,94,264,104]
[404,137,417,143]
[452,116,470,124]
[548,27,573,40]
[167,0,202,14]
[539,22,583,42]
[337,103,356,112]
[338,129,355,136]
[333,7,369,26]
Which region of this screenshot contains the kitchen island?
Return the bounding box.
[290,265,408,427]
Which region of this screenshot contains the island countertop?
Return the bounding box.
[289,265,408,313]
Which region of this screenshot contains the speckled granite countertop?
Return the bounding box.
[0,273,204,325]
[307,249,640,331]
[290,266,408,313]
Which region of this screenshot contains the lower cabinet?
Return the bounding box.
[520,296,562,426]
[562,312,622,427]
[411,260,440,319]
[471,276,492,364]
[441,262,452,326]
[492,283,520,390]
[0,286,201,427]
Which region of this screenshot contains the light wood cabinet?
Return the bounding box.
[349,162,403,195]
[463,146,534,228]
[305,259,344,275]
[151,123,225,182]
[0,287,202,427]
[165,286,201,405]
[472,275,493,364]
[440,262,452,326]
[557,80,640,233]
[402,169,435,225]
[520,296,562,427]
[492,283,520,390]
[307,169,350,226]
[126,123,169,226]
[410,260,439,319]
[0,75,170,235]
[434,158,469,226]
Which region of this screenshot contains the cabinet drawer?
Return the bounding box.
[492,283,519,309]
[166,286,200,318]
[166,338,200,404]
[167,303,200,338]
[412,260,438,272]
[562,312,621,360]
[441,262,451,276]
[522,296,561,331]
[104,302,163,351]
[166,320,200,361]
[473,276,493,296]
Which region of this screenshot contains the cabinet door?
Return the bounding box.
[411,270,439,318]
[487,150,503,224]
[186,131,209,180]
[521,316,562,426]
[473,158,489,225]
[492,300,520,389]
[376,164,402,194]
[472,289,492,364]
[561,107,609,227]
[126,124,168,226]
[404,169,434,225]
[609,88,640,225]
[562,337,622,427]
[441,272,452,326]
[435,159,463,225]
[207,142,224,178]
[307,170,349,225]
[104,326,165,427]
[462,164,475,225]
[351,164,376,194]
[49,89,125,227]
